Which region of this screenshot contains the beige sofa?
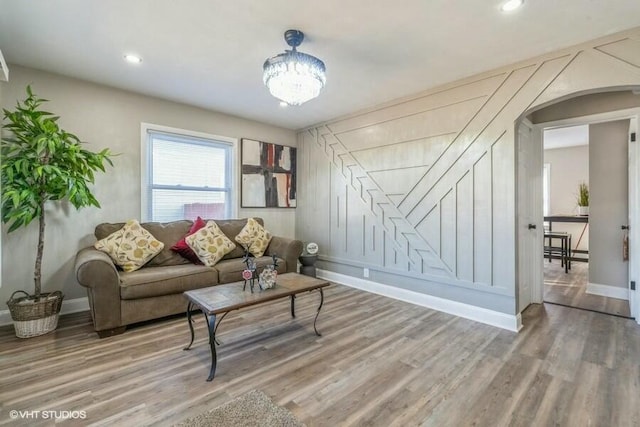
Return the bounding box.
[75,218,302,337]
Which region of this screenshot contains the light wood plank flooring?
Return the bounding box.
[544,261,631,317]
[1,284,640,426]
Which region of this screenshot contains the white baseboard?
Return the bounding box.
[586,283,629,301]
[0,297,89,327]
[317,269,522,332]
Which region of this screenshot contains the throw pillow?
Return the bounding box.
[235,217,272,257]
[94,219,164,272]
[171,216,207,264]
[185,221,236,267]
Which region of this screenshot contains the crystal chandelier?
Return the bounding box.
[263,29,326,106]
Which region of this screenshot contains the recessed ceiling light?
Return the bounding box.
[501,0,524,12]
[124,54,142,64]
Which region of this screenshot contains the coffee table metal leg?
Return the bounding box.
[204,312,217,382]
[290,295,296,318]
[183,302,195,351]
[313,288,324,337]
[212,311,229,345]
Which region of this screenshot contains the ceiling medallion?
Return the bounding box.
[263,29,326,106]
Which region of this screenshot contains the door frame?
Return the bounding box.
[529,107,640,323]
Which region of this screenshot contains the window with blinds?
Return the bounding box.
[146,130,234,222]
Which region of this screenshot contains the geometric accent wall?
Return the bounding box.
[297,28,640,315]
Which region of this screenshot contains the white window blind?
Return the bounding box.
[146,130,233,222]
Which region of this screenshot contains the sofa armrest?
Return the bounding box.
[75,247,122,331]
[265,237,303,273]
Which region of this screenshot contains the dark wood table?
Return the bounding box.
[544,215,589,262]
[544,214,589,229]
[183,272,330,381]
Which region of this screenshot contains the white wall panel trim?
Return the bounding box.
[527,53,579,112]
[305,127,453,275]
[298,27,640,319]
[315,72,511,135]
[318,256,513,297]
[318,269,521,332]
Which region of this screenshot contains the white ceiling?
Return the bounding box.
[543,125,589,150]
[0,1,639,130]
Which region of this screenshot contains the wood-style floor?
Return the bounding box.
[544,260,631,317]
[2,284,640,426]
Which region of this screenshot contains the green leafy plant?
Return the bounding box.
[1,86,114,299]
[577,182,589,207]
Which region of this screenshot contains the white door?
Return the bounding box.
[517,120,543,313]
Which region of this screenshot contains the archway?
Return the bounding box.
[516,87,640,323]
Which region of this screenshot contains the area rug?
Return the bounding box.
[174,390,305,427]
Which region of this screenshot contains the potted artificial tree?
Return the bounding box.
[1,86,113,338]
[577,182,589,216]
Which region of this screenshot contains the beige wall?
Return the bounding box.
[297,28,640,315]
[543,145,590,251]
[1,66,296,308]
[589,120,630,289]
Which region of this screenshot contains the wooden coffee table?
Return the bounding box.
[183,272,330,381]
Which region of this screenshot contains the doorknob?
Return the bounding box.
[528,224,536,230]
[621,225,630,230]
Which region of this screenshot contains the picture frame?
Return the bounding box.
[240,138,297,208]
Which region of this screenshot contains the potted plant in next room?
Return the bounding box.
[1,86,114,338]
[577,182,589,216]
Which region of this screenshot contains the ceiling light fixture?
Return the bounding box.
[501,0,524,12]
[124,54,142,64]
[263,29,326,106]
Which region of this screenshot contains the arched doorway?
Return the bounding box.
[516,88,640,322]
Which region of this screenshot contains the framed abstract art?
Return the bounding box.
[241,138,297,208]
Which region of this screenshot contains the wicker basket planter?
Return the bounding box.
[7,290,64,338]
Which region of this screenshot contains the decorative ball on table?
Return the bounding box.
[299,242,319,277]
[258,253,279,290]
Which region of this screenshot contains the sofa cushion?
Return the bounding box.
[171,216,206,264]
[186,221,237,267]
[119,264,218,299]
[215,256,286,284]
[96,220,193,267]
[234,218,272,257]
[94,220,164,272]
[215,218,264,260]
[143,221,195,266]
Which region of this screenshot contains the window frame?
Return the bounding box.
[140,123,238,222]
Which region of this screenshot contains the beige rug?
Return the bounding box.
[174,390,305,427]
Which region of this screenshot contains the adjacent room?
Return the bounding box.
[1,1,640,426]
[541,119,631,317]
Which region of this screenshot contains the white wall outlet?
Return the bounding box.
[363,268,370,278]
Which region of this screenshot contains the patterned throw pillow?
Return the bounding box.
[235,217,272,257]
[94,219,164,272]
[185,221,237,267]
[171,216,207,264]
